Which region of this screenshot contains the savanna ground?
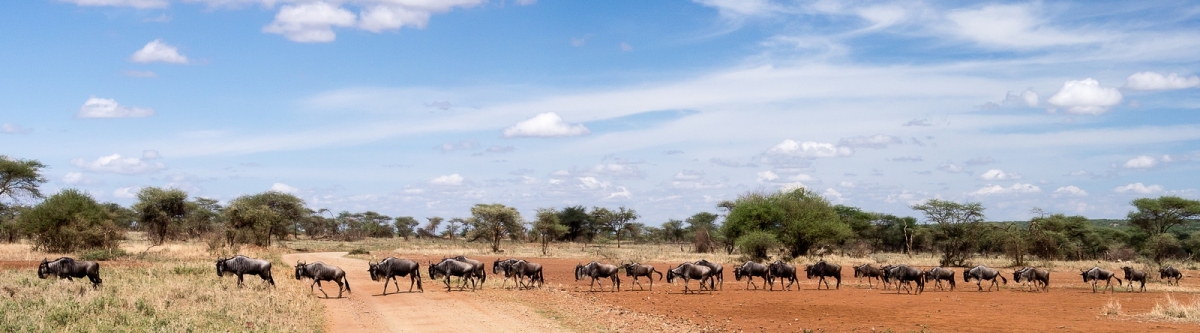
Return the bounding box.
[5,234,1200,332]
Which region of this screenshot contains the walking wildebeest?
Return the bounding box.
[923,267,955,291]
[767,260,798,291]
[294,261,350,298]
[1013,267,1050,292]
[621,262,663,291]
[454,255,487,287]
[1081,267,1122,294]
[694,259,725,290]
[38,257,102,289]
[368,257,423,294]
[494,258,521,289]
[734,261,770,290]
[1160,266,1183,286]
[854,264,885,289]
[888,265,925,294]
[667,262,714,294]
[216,255,275,288]
[805,260,842,290]
[963,265,1007,292]
[429,258,478,291]
[510,260,544,289]
[1122,266,1148,292]
[575,261,621,292]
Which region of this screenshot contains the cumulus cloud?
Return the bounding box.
[969,183,1041,196]
[1002,89,1039,107]
[61,0,166,9]
[902,118,932,127]
[764,140,852,159]
[937,162,964,173]
[2,123,32,134]
[130,39,188,64]
[502,112,590,138]
[62,172,102,186]
[577,176,610,190]
[1114,183,1163,194]
[838,134,902,149]
[944,4,1104,49]
[756,170,778,183]
[606,186,632,199]
[142,150,160,160]
[674,170,704,181]
[1123,155,1157,169]
[1045,78,1122,115]
[270,182,299,194]
[1124,72,1200,90]
[113,187,139,199]
[979,169,1021,180]
[430,173,465,186]
[1053,186,1088,197]
[262,0,485,43]
[77,97,155,118]
[71,154,165,174]
[263,2,358,43]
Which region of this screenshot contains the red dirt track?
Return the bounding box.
[407,255,1199,332]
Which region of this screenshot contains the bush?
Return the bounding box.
[19,189,122,252]
[347,248,369,255]
[736,230,780,261]
[79,249,128,261]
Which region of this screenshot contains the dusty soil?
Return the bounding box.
[291,252,1200,332]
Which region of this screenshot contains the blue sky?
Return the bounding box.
[2,0,1199,225]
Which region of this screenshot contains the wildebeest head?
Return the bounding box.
[493,258,504,274]
[804,265,814,279]
[666,264,679,283]
[428,261,439,279]
[575,263,584,281]
[294,261,307,280]
[368,261,380,281]
[37,258,49,279]
[215,257,227,277]
[733,266,743,281]
[1080,267,1097,282]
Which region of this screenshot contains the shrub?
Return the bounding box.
[79,249,128,261]
[736,230,780,261]
[19,189,122,252]
[348,248,369,255]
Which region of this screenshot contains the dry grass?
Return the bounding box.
[1101,299,1123,316]
[1143,295,1200,322]
[0,236,323,332]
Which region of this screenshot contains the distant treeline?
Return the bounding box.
[2,155,1198,266]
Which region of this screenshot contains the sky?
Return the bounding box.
[2,0,1199,225]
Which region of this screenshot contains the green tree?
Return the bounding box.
[533,208,567,255]
[224,191,306,246]
[685,212,719,232]
[421,217,444,238]
[183,197,222,238]
[594,206,638,248]
[735,230,780,261]
[0,204,27,242]
[720,189,850,258]
[469,204,523,252]
[1128,196,1200,235]
[19,189,122,252]
[911,199,985,267]
[394,216,419,240]
[133,187,191,245]
[359,211,394,238]
[557,206,591,242]
[0,156,47,202]
[663,219,685,244]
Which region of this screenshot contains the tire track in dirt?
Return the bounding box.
[282,252,568,333]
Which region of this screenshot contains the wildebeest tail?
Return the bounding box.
[1114,276,1123,285]
[344,275,351,294]
[998,274,1008,285]
[654,269,663,281]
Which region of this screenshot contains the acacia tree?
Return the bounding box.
[0,156,46,202]
[533,208,567,255]
[470,204,523,253]
[394,216,419,240]
[224,191,306,246]
[911,199,985,267]
[603,206,639,248]
[20,189,121,252]
[1128,196,1200,235]
[133,187,191,245]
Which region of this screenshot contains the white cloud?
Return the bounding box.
[77,97,155,118]
[502,112,589,138]
[944,4,1105,49]
[435,139,479,152]
[130,39,188,64]
[823,188,844,202]
[838,134,902,149]
[1114,183,1163,194]
[1045,78,1123,115]
[938,162,963,173]
[63,172,86,185]
[1124,72,1200,90]
[1123,155,1158,169]
[838,181,855,188]
[1002,89,1039,107]
[514,0,537,5]
[969,183,1041,196]
[263,2,358,43]
[2,123,32,134]
[606,186,632,199]
[788,174,817,182]
[61,0,166,9]
[756,170,778,183]
[979,169,1021,180]
[693,0,781,19]
[1053,186,1088,197]
[71,154,165,174]
[142,150,160,160]
[113,187,139,199]
[673,170,704,181]
[430,173,465,186]
[270,182,299,194]
[764,139,852,158]
[620,42,633,52]
[577,176,610,190]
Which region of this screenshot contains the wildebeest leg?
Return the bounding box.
[313,280,329,298]
[237,274,245,288]
[382,276,392,295]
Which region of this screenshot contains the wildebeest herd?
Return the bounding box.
[32,255,1190,298]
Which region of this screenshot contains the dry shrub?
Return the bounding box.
[1101,299,1122,316]
[1105,246,1137,261]
[1146,295,1200,322]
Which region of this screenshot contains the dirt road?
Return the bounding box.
[281,252,567,333]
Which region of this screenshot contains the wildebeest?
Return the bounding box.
[963,265,1007,292]
[1122,266,1148,292]
[368,257,423,294]
[621,262,663,291]
[733,261,770,290]
[1013,267,1050,292]
[429,258,479,291]
[854,264,885,289]
[923,267,955,291]
[216,255,275,288]
[38,257,102,289]
[888,265,925,294]
[1160,266,1183,286]
[767,260,798,291]
[694,259,724,290]
[575,261,621,292]
[493,258,521,289]
[454,255,487,287]
[805,260,842,290]
[667,262,714,294]
[1081,267,1122,294]
[294,261,350,298]
[510,260,544,289]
